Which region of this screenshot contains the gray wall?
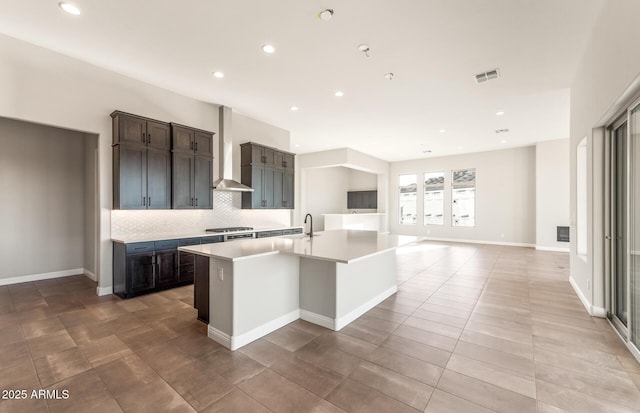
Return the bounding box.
[389,146,537,245]
[0,117,86,279]
[569,0,640,313]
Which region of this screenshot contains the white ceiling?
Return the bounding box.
[0,0,605,161]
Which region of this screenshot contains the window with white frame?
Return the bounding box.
[399,174,417,224]
[452,169,475,227]
[424,172,444,225]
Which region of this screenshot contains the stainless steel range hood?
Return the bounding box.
[212,106,254,192]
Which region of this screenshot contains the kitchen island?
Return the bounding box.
[179,230,421,350]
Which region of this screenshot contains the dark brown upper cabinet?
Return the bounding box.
[171,123,213,156]
[112,111,171,151]
[240,142,295,209]
[112,111,171,209]
[170,123,214,209]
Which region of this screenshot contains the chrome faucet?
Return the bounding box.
[304,213,313,238]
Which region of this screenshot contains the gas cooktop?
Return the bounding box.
[205,227,254,233]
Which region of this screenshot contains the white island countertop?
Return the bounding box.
[179,230,421,264]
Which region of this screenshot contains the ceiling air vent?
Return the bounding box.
[475,68,500,84]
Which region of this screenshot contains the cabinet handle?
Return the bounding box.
[143,197,146,206]
[191,197,194,206]
[142,132,146,142]
[148,197,151,206]
[195,142,198,152]
[195,198,198,207]
[190,141,193,150]
[148,134,151,144]
[283,161,287,167]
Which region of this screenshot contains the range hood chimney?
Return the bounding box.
[212,106,254,192]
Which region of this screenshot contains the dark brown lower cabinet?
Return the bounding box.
[194,254,210,323]
[155,250,179,288]
[126,253,155,295]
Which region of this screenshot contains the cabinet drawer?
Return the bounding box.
[292,228,303,234]
[256,231,272,238]
[282,229,294,235]
[154,239,178,251]
[126,242,154,254]
[271,230,285,237]
[201,236,223,244]
[179,238,201,246]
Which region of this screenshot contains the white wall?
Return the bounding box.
[349,169,377,191]
[535,139,570,251]
[304,167,350,231]
[389,146,536,246]
[0,117,86,281]
[569,0,640,315]
[0,34,290,292]
[83,134,99,279]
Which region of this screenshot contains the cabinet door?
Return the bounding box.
[283,171,294,209]
[118,145,147,209]
[147,149,171,209]
[179,251,196,284]
[172,125,195,153]
[156,250,179,288]
[194,155,213,209]
[173,152,195,208]
[194,254,210,323]
[263,147,276,167]
[126,254,155,294]
[251,166,265,208]
[273,169,284,208]
[274,151,285,169]
[367,191,378,209]
[147,121,171,151]
[194,131,213,156]
[118,115,146,145]
[250,145,264,164]
[283,153,295,171]
[263,167,275,208]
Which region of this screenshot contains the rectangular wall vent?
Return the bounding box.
[557,226,570,242]
[475,68,500,84]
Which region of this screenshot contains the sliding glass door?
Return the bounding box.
[609,98,640,356]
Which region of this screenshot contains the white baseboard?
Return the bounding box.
[300,310,336,330]
[83,269,97,281]
[335,285,398,330]
[96,286,113,296]
[209,309,300,351]
[0,268,84,286]
[420,236,535,248]
[208,326,232,349]
[568,275,604,317]
[535,245,570,252]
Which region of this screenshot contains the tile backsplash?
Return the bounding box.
[111,192,291,237]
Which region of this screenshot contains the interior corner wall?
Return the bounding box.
[389,146,536,245]
[535,139,570,251]
[569,0,640,314]
[0,117,85,281]
[304,167,350,231]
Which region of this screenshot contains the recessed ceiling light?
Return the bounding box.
[439,129,447,133]
[500,139,507,144]
[290,106,299,111]
[212,71,224,79]
[59,2,80,15]
[334,90,344,97]
[261,44,276,54]
[318,9,334,20]
[496,110,505,116]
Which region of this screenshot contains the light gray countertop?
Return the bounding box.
[112,226,303,244]
[179,230,422,263]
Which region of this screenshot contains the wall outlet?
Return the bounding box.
[217,267,224,281]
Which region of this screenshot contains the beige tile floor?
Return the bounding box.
[1,241,640,412]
